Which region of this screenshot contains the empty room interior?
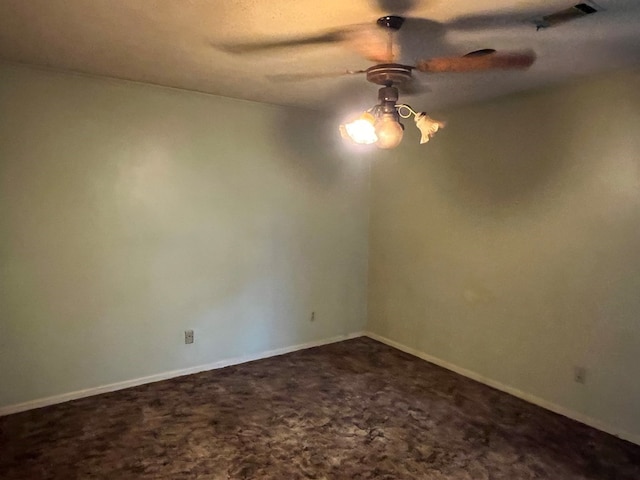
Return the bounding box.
[1,0,639,478]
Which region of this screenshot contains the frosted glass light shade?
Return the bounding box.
[340,113,378,145]
[375,114,404,149]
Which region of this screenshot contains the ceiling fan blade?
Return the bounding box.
[415,50,536,73]
[215,31,344,54]
[446,11,535,30]
[215,22,397,63]
[266,70,367,82]
[448,2,600,31]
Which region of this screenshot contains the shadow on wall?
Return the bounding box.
[270,76,388,191]
[423,93,582,218]
[268,107,341,189]
[269,89,377,190]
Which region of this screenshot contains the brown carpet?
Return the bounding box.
[1,337,639,479]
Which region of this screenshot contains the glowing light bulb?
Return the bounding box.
[340,113,378,145]
[375,113,404,149]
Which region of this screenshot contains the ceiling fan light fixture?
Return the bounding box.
[340,112,378,145]
[340,102,444,150]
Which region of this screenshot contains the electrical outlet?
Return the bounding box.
[185,329,194,344]
[574,366,586,384]
[310,311,315,322]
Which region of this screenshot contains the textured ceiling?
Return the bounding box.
[0,0,639,113]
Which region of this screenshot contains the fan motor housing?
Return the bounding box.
[366,64,413,86]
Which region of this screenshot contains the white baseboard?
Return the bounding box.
[0,331,365,417]
[364,331,640,446]
[6,330,638,446]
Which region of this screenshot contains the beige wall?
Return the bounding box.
[0,64,369,408]
[368,70,640,440]
[3,60,639,443]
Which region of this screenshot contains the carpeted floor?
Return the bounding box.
[1,337,639,479]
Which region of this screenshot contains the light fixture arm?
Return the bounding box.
[395,104,419,119]
[391,102,444,143]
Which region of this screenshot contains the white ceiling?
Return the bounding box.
[0,0,638,113]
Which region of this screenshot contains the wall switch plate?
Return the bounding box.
[185,329,194,344]
[574,366,586,384]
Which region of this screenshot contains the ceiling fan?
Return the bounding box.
[218,14,537,149]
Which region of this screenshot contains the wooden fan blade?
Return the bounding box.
[266,70,367,82]
[415,50,536,73]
